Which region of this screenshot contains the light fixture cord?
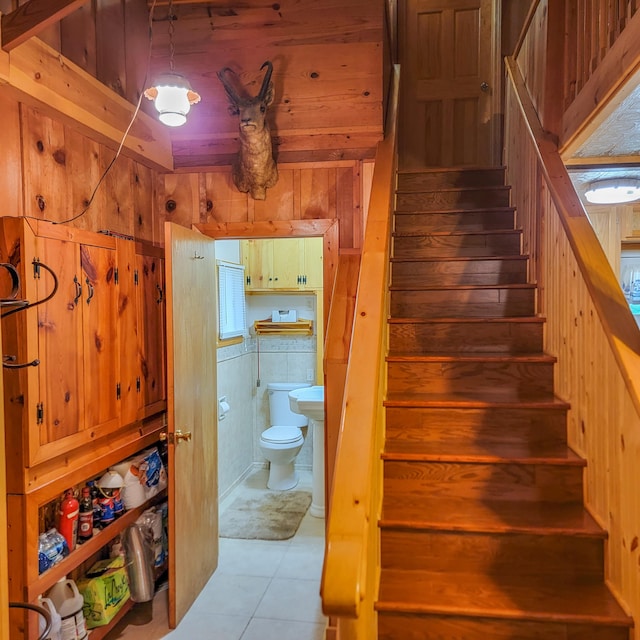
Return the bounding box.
[168,0,176,73]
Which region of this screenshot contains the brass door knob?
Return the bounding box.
[159,430,192,444]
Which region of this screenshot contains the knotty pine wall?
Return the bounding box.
[505,66,640,640]
[0,90,370,252]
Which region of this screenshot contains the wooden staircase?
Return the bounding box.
[376,168,634,639]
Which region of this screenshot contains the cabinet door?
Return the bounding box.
[243,239,273,290]
[272,238,303,288]
[80,243,120,433]
[117,239,139,426]
[302,237,323,289]
[36,237,84,452]
[136,252,166,417]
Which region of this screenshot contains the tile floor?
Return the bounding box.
[106,468,327,640]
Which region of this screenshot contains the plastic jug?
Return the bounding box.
[46,578,87,640]
[37,597,62,640]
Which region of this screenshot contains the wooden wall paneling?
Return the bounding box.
[253,169,296,222]
[336,166,356,250]
[123,0,153,107]
[0,93,23,217]
[132,162,155,243]
[64,126,102,231]
[155,173,200,241]
[505,61,640,638]
[361,159,374,238]
[299,167,336,220]
[98,148,135,237]
[95,0,126,98]
[60,1,98,77]
[21,104,70,221]
[202,170,249,224]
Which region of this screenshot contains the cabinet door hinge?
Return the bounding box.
[33,259,41,279]
[136,377,141,393]
[134,269,139,286]
[114,267,119,285]
[246,275,251,285]
[116,382,121,400]
[36,402,44,424]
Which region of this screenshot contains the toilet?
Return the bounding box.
[260,382,311,490]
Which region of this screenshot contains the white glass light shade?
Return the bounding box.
[144,73,201,127]
[585,178,640,204]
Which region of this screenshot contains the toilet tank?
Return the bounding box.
[267,382,311,427]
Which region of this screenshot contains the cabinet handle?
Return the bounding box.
[2,354,40,369]
[85,278,94,305]
[159,429,192,444]
[156,284,164,304]
[73,276,82,306]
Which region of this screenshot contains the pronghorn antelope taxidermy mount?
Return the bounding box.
[217,61,278,200]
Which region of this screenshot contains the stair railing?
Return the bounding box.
[504,55,640,632]
[321,64,399,639]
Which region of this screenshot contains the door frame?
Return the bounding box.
[194,219,340,334]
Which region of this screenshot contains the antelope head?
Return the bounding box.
[217,61,278,200]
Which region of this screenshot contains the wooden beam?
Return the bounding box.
[1,0,89,52]
[0,37,173,171]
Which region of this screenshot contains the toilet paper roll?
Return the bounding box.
[219,400,230,420]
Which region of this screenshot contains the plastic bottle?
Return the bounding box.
[87,480,102,530]
[46,577,87,640]
[37,596,62,640]
[77,487,93,543]
[58,490,79,552]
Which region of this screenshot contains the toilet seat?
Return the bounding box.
[261,425,302,444]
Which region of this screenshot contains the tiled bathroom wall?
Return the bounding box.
[217,335,317,499]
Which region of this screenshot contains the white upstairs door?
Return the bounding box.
[165,222,219,627]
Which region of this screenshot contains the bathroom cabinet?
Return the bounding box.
[241,237,323,291]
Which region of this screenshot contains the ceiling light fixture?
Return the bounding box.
[144,0,200,127]
[584,178,640,204]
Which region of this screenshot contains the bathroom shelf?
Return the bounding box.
[253,319,313,335]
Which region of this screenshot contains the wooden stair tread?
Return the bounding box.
[390,255,529,263]
[383,441,585,465]
[394,206,516,215]
[393,229,520,237]
[396,185,511,194]
[388,316,545,324]
[376,569,632,626]
[380,498,605,537]
[390,282,536,291]
[384,390,569,408]
[386,353,556,363]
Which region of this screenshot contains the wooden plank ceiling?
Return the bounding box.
[149,0,385,168]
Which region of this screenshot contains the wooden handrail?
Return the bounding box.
[506,55,640,416]
[321,63,399,629]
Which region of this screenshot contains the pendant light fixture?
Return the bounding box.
[584,178,640,204]
[144,0,200,127]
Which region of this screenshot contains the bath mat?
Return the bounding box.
[219,490,312,540]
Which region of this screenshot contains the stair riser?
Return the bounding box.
[378,613,630,640]
[390,288,536,318]
[398,168,506,191]
[393,233,522,258]
[391,258,528,287]
[388,321,543,354]
[394,210,516,233]
[387,360,554,396]
[381,530,604,581]
[384,460,584,503]
[385,407,568,449]
[396,188,511,212]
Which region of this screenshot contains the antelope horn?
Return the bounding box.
[258,61,273,100]
[217,67,241,104]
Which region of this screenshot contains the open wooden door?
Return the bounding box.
[165,222,218,627]
[399,0,501,168]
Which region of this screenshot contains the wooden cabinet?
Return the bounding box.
[0,217,167,638]
[0,218,166,478]
[241,237,323,291]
